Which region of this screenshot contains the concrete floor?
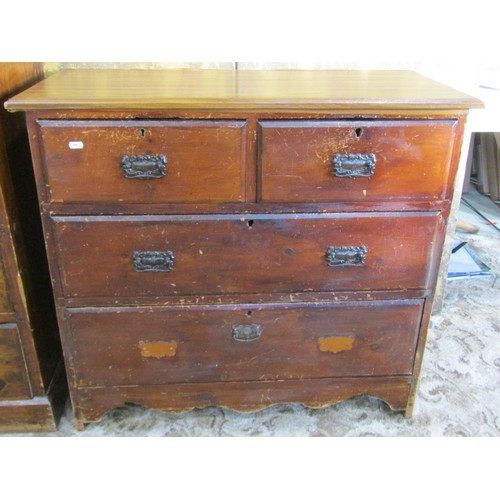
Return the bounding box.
[460,185,500,236]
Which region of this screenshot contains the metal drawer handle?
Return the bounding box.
[326,245,367,267]
[132,250,174,272]
[121,154,167,179]
[232,324,262,342]
[332,153,376,178]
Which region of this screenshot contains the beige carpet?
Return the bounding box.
[5,230,500,437]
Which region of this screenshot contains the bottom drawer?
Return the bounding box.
[0,323,31,400]
[69,300,423,387]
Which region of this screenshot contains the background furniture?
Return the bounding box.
[0,63,65,432]
[6,69,481,429]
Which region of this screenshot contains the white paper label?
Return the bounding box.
[68,141,84,149]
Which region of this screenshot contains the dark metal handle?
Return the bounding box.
[326,246,367,267]
[232,324,262,342]
[332,153,376,178]
[121,154,167,179]
[132,250,174,272]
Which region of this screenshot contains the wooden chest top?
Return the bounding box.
[4,69,483,111]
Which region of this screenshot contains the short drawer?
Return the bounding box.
[53,212,442,298]
[259,119,458,203]
[38,119,247,204]
[0,323,31,400]
[68,299,423,387]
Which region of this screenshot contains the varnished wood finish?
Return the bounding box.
[259,119,458,203]
[4,69,483,111]
[52,212,442,299]
[0,397,59,433]
[6,69,479,429]
[0,257,11,312]
[0,324,31,399]
[38,119,247,204]
[72,376,412,430]
[0,63,66,432]
[68,300,422,387]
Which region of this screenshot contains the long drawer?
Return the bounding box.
[38,119,247,204]
[68,299,423,387]
[259,119,458,203]
[53,212,443,298]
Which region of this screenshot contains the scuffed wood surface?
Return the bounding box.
[5,69,483,111]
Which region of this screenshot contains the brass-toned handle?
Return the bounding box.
[132,250,174,272]
[318,336,355,354]
[121,154,167,179]
[232,324,262,342]
[139,341,178,359]
[326,245,367,267]
[332,153,376,178]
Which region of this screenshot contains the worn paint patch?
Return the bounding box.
[139,340,178,359]
[318,336,354,354]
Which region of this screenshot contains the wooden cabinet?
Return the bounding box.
[0,63,66,432]
[5,69,481,430]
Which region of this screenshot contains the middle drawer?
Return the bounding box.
[53,212,442,299]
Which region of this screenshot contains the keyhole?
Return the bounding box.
[140,128,146,138]
[247,220,254,229]
[355,127,363,138]
[245,311,252,318]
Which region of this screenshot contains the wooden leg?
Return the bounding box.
[404,401,415,419]
[74,419,86,432]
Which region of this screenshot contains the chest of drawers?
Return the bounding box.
[6,69,481,430]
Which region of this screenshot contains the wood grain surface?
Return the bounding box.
[52,212,442,299]
[8,68,479,428]
[0,256,11,312]
[0,324,31,399]
[67,300,423,387]
[5,69,483,111]
[38,119,247,204]
[0,63,65,432]
[259,119,459,202]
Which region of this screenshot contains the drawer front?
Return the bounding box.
[54,212,442,298]
[38,120,247,204]
[0,323,31,400]
[0,255,12,312]
[259,119,457,203]
[69,300,423,387]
